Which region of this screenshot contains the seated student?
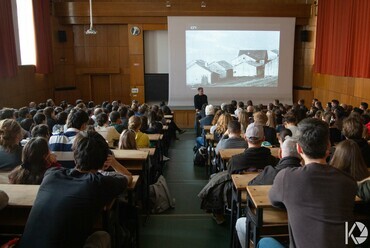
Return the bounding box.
[253,111,278,145]
[215,120,247,155]
[210,113,233,142]
[330,139,369,181]
[268,118,357,248]
[43,107,57,133]
[109,111,125,133]
[52,111,68,134]
[95,112,120,148]
[49,109,89,168]
[341,115,370,167]
[18,131,132,248]
[238,110,249,135]
[128,116,150,148]
[235,137,301,248]
[199,104,215,131]
[0,119,23,172]
[228,123,279,174]
[118,129,137,150]
[31,124,50,140]
[33,112,46,125]
[146,111,163,134]
[322,111,343,145]
[282,112,298,138]
[118,106,129,129]
[8,137,59,184]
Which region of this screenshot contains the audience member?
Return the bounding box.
[118,129,137,150]
[109,111,125,133]
[43,107,56,133]
[95,113,120,147]
[268,118,357,248]
[215,121,247,155]
[128,116,150,148]
[0,119,23,171]
[8,137,59,184]
[253,111,278,145]
[18,131,132,248]
[282,113,298,138]
[33,113,46,125]
[330,139,369,181]
[210,113,232,142]
[228,123,279,174]
[31,124,50,140]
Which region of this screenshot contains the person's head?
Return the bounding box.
[55,111,68,125]
[18,107,30,119]
[227,120,242,136]
[281,137,300,159]
[31,124,50,140]
[238,101,244,109]
[273,99,279,106]
[109,111,121,124]
[278,128,293,146]
[238,110,249,133]
[212,110,222,125]
[66,109,89,130]
[43,107,55,119]
[0,108,15,120]
[298,99,305,106]
[197,87,204,95]
[128,116,141,131]
[96,113,109,127]
[46,99,55,107]
[118,129,137,150]
[283,113,297,126]
[266,110,277,128]
[21,137,50,172]
[331,99,339,109]
[205,105,215,116]
[215,113,233,135]
[33,113,46,125]
[360,102,368,111]
[118,106,128,119]
[342,116,363,139]
[253,112,268,126]
[0,119,22,152]
[245,122,264,146]
[314,101,323,110]
[73,131,111,171]
[297,118,329,160]
[20,118,34,132]
[330,139,369,181]
[322,111,335,126]
[94,107,103,117]
[246,105,254,113]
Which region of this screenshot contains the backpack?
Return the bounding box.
[193,147,208,166]
[149,175,175,213]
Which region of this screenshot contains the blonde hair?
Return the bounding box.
[215,113,232,135]
[118,129,137,150]
[330,139,369,181]
[128,116,141,131]
[253,111,268,126]
[0,119,22,152]
[266,110,277,128]
[238,110,249,134]
[212,110,222,125]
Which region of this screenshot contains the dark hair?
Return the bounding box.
[228,120,241,134]
[0,119,22,152]
[56,111,68,125]
[96,113,108,127]
[278,128,292,143]
[197,87,203,91]
[342,116,363,139]
[8,137,49,185]
[297,118,329,159]
[0,108,15,120]
[67,109,89,129]
[33,113,46,125]
[109,111,120,123]
[118,106,128,118]
[360,102,368,110]
[20,118,34,132]
[330,139,369,181]
[18,107,29,119]
[73,131,110,171]
[43,107,54,118]
[31,124,50,139]
[283,113,297,124]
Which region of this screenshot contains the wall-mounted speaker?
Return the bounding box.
[300,30,309,42]
[57,30,67,43]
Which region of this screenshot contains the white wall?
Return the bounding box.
[144,30,169,73]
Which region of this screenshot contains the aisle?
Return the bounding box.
[141,129,230,248]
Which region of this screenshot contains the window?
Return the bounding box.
[15,0,36,65]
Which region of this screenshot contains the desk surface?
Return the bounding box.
[164,115,173,119]
[112,149,149,160]
[147,134,163,141]
[247,185,363,209]
[203,125,212,132]
[0,184,39,207]
[138,148,156,156]
[231,173,258,191]
[220,147,279,160]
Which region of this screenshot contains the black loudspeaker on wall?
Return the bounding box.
[300,30,309,42]
[58,30,67,43]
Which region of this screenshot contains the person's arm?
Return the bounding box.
[104,154,133,185]
[268,168,287,209]
[194,95,199,111]
[357,179,370,202]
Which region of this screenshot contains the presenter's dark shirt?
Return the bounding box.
[194,94,208,110]
[18,167,127,248]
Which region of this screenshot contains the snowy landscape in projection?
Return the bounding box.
[186,30,280,87]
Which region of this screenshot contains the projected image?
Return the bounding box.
[186,30,280,87]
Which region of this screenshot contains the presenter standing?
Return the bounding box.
[194,87,208,112]
[194,87,208,136]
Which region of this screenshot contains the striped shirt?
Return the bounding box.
[49,128,80,168]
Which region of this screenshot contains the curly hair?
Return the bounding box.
[0,119,22,152]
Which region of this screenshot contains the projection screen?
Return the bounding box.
[168,16,296,107]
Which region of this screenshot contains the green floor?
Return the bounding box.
[140,130,230,248]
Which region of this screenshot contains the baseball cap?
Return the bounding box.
[245,123,264,141]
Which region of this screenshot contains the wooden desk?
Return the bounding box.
[220,147,279,163]
[138,148,156,156]
[147,134,163,141]
[230,173,258,248]
[162,125,169,131]
[203,125,212,133]
[164,115,173,119]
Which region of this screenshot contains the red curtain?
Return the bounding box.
[33,0,53,74]
[314,0,370,78]
[0,0,18,77]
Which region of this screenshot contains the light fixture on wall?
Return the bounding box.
[85,0,97,35]
[166,1,171,8]
[201,1,206,8]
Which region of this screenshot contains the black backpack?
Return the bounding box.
[193,147,208,166]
